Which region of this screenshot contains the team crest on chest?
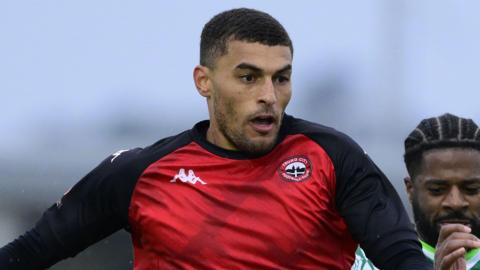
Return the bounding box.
[278,155,312,182]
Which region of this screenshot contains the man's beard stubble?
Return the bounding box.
[411,195,480,247]
[213,98,279,156]
[411,196,440,247]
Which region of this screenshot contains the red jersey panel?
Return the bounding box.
[129,134,356,269]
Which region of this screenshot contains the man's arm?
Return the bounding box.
[330,134,432,269]
[293,117,430,269]
[0,148,142,269]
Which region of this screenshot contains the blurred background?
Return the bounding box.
[1,0,479,269]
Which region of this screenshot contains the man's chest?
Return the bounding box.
[128,140,353,268]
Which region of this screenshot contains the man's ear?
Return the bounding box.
[404,176,414,204]
[193,65,211,98]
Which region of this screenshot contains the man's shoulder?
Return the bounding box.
[285,115,339,135]
[145,129,193,154]
[285,114,364,156]
[103,129,193,175]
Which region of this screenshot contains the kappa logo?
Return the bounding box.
[170,168,206,185]
[278,155,312,182]
[111,149,129,163]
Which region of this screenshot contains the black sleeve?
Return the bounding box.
[331,134,432,269]
[0,148,143,270]
[280,115,431,269]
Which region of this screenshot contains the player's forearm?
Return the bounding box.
[0,234,48,270]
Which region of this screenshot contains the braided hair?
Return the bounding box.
[200,8,293,68]
[404,113,480,177]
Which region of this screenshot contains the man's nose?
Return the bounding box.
[258,79,277,105]
[442,186,469,210]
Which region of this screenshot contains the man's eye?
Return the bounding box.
[464,187,480,195]
[428,187,444,195]
[240,74,255,83]
[274,75,290,84]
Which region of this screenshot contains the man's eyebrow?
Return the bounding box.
[275,64,292,74]
[235,63,262,72]
[234,63,292,74]
[461,178,480,184]
[423,179,448,185]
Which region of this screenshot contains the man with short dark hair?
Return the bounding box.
[354,113,480,270]
[0,8,431,269]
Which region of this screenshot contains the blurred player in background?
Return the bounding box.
[354,113,480,270]
[0,8,431,269]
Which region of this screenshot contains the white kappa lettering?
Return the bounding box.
[170,168,206,185]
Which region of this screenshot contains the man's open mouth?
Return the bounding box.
[250,115,277,134]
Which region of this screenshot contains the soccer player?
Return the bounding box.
[0,8,431,269]
[353,113,480,270]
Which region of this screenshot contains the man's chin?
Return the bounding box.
[239,137,277,155]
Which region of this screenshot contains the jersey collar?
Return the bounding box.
[189,114,292,160]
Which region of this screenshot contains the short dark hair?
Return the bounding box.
[200,8,293,68]
[404,113,480,177]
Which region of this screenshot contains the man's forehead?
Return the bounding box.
[218,40,292,70]
[417,147,480,182]
[422,147,480,164]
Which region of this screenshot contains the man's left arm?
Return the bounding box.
[333,136,432,269]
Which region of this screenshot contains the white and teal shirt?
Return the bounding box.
[352,248,377,270]
[421,240,480,270]
[353,241,480,270]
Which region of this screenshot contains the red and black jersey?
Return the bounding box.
[0,115,432,269]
